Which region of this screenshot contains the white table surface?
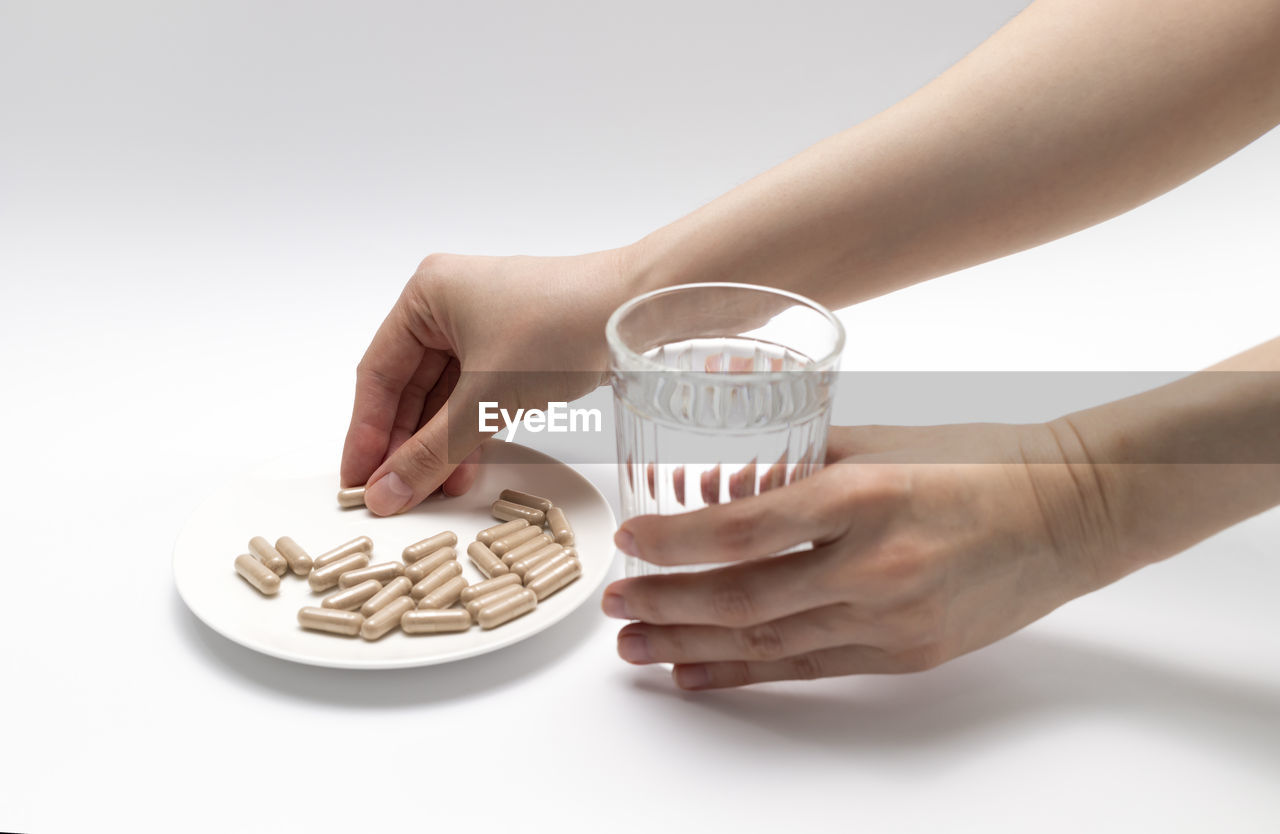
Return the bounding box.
[3,2,1278,831]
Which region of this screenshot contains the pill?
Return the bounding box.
[337,486,367,508]
[248,536,288,576]
[362,576,412,617]
[275,536,314,576]
[526,556,582,601]
[546,507,574,545]
[464,583,526,618]
[491,500,545,525]
[500,532,554,567]
[360,595,416,640]
[338,561,404,589]
[298,606,363,636]
[321,579,383,611]
[404,547,457,583]
[417,575,468,609]
[477,587,537,629]
[309,551,370,592]
[403,531,458,563]
[410,560,463,600]
[402,608,472,634]
[459,573,523,603]
[522,548,576,587]
[476,518,529,546]
[498,488,554,513]
[467,541,509,578]
[235,553,281,595]
[313,536,374,569]
[510,542,565,580]
[490,525,544,556]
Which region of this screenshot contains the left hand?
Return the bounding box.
[603,422,1127,689]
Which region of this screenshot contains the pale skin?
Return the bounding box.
[341,0,1280,688]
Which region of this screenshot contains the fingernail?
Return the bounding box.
[614,528,638,558]
[602,592,631,619]
[365,472,413,515]
[674,665,711,690]
[617,632,652,664]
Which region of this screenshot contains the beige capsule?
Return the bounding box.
[337,486,367,508]
[321,579,383,611]
[527,556,582,601]
[467,541,509,578]
[248,536,288,576]
[309,551,370,592]
[477,587,537,629]
[498,488,554,513]
[491,500,545,525]
[476,518,529,546]
[546,507,574,545]
[360,595,416,640]
[417,575,468,610]
[402,608,472,634]
[410,560,463,600]
[459,572,523,603]
[490,524,544,557]
[522,549,576,587]
[313,536,374,569]
[275,536,314,576]
[298,606,362,636]
[404,547,457,583]
[338,561,404,589]
[464,583,526,619]
[235,553,281,595]
[500,532,554,567]
[403,531,458,563]
[361,576,412,617]
[510,542,565,580]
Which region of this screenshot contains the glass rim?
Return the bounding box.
[605,281,846,377]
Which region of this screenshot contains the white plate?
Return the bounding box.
[173,439,616,669]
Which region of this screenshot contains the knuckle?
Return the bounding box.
[789,652,825,681]
[737,622,786,661]
[415,252,449,275]
[712,509,759,556]
[709,581,756,626]
[401,433,448,480]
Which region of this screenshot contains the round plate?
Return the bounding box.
[173,439,616,669]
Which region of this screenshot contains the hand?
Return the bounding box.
[342,249,637,515]
[603,421,1126,689]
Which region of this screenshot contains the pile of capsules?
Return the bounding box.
[232,488,582,640]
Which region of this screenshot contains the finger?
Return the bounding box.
[341,303,429,487]
[441,447,481,496]
[672,644,907,690]
[616,468,845,566]
[601,547,844,627]
[616,603,876,665]
[385,351,450,457]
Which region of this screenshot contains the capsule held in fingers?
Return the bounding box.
[546,507,574,545]
[404,547,457,583]
[418,575,468,609]
[337,486,367,508]
[403,531,458,563]
[313,536,373,569]
[275,536,313,576]
[522,548,575,587]
[402,608,472,634]
[298,606,362,636]
[467,541,509,578]
[235,553,281,595]
[490,525,544,556]
[527,557,582,601]
[510,542,565,580]
[309,551,370,592]
[477,587,537,629]
[498,489,554,513]
[500,532,553,567]
[362,576,412,617]
[248,536,288,576]
[491,500,544,525]
[322,579,383,611]
[338,561,404,589]
[410,560,463,599]
[464,583,526,618]
[459,573,523,603]
[360,595,416,640]
[476,518,529,546]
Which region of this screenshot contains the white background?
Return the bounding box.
[3,1,1279,832]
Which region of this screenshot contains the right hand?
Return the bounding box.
[341,248,637,515]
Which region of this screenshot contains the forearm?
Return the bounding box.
[1062,337,1280,577]
[628,0,1280,308]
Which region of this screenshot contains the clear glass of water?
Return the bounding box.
[606,282,845,577]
